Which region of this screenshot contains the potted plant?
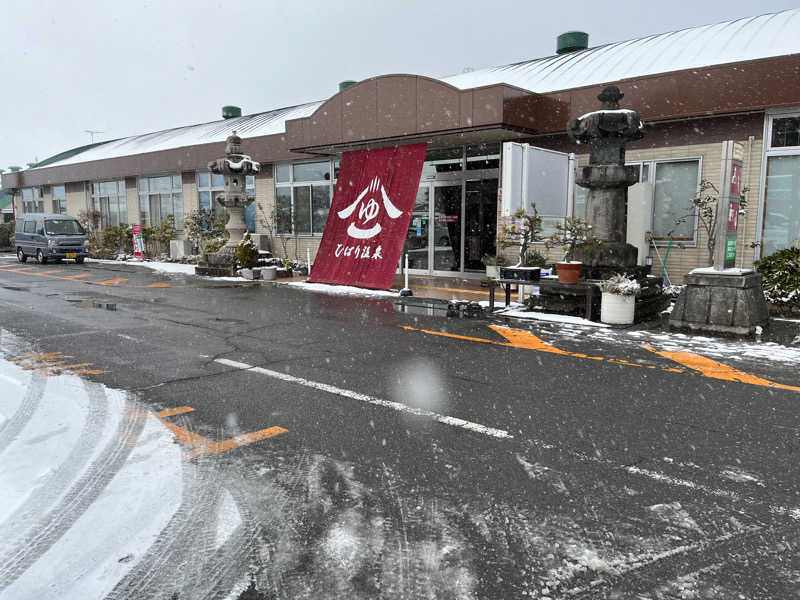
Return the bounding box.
[481,254,506,279]
[236,231,261,279]
[546,217,594,284]
[600,273,641,324]
[497,203,544,281]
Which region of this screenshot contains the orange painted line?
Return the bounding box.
[147,282,170,288]
[642,346,800,392]
[489,325,572,354]
[70,368,110,375]
[402,325,688,376]
[60,273,93,280]
[57,363,93,369]
[86,278,128,286]
[156,406,196,418]
[158,419,211,448]
[13,352,70,362]
[186,426,288,459]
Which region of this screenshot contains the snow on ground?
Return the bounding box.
[0,331,248,599]
[494,307,611,328]
[287,281,399,297]
[87,257,196,275]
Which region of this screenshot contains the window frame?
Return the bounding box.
[274,159,336,237]
[52,185,67,214]
[649,156,703,245]
[89,179,127,230]
[21,187,44,214]
[757,109,800,258]
[137,174,183,230]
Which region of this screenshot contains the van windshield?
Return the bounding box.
[44,219,85,235]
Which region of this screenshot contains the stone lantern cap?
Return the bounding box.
[207,131,261,176]
[567,86,644,165]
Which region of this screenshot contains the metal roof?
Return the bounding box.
[442,8,800,93]
[35,101,322,170]
[27,9,800,174]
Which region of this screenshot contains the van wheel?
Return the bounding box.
[36,249,48,264]
[16,247,27,263]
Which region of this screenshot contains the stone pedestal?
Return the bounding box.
[196,246,238,277]
[670,270,769,335]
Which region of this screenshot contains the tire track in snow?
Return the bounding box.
[103,462,219,600]
[0,374,46,455]
[0,396,146,590]
[0,380,108,547]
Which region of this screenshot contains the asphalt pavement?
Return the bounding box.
[1,254,800,599]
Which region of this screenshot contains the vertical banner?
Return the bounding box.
[308,143,427,290]
[715,141,744,270]
[132,224,144,259]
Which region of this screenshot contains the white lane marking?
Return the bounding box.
[214,358,513,439]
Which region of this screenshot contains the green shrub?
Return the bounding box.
[202,237,226,255]
[101,224,133,255]
[756,246,800,313]
[0,221,14,248]
[523,249,548,267]
[236,232,259,268]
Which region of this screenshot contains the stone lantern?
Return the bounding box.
[195,131,260,277]
[567,86,643,273]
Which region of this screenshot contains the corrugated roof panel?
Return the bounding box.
[442,9,800,92]
[36,101,322,170]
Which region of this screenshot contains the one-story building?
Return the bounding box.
[3,9,800,281]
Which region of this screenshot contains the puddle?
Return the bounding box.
[69,299,117,311]
[393,298,484,319]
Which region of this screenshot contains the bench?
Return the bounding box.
[488,278,598,320]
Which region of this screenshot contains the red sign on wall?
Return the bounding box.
[308,143,427,290]
[730,163,742,196]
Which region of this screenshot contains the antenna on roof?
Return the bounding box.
[85,129,104,143]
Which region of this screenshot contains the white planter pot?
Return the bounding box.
[601,292,635,324]
[261,266,278,281]
[485,265,500,279]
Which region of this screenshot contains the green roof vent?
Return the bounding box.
[9,166,22,172]
[339,80,357,92]
[556,31,589,55]
[222,105,242,119]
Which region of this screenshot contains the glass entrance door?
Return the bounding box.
[402,183,464,275]
[464,178,499,271]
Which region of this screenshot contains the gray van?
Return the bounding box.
[15,213,90,264]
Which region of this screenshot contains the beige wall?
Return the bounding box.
[65,182,87,217]
[125,177,139,225]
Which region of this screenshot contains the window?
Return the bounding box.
[138,175,182,229]
[573,158,700,242]
[196,171,224,212]
[91,180,127,229]
[770,117,800,148]
[274,160,334,235]
[21,187,44,213]
[762,112,800,256]
[652,160,700,240]
[197,171,255,231]
[23,219,36,233]
[52,185,66,214]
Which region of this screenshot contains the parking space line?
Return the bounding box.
[86,278,128,286]
[642,346,800,392]
[156,406,196,418]
[186,427,288,459]
[215,357,514,439]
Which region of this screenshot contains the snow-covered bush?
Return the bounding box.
[756,246,800,314]
[236,231,259,268]
[601,273,641,296]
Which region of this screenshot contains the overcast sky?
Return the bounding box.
[1,0,797,172]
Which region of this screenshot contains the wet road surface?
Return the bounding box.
[1,255,800,599]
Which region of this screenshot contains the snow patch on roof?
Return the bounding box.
[442,9,800,93]
[36,101,322,170]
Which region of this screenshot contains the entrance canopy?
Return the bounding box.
[286,75,558,156]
